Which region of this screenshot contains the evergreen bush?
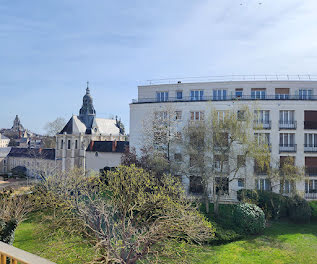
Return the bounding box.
[233,203,266,235]
[287,195,311,223]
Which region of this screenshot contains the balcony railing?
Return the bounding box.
[253,120,271,129]
[279,144,297,153]
[279,121,297,129]
[305,192,317,200]
[132,94,317,104]
[304,121,317,130]
[305,167,317,176]
[304,144,317,152]
[0,241,56,264]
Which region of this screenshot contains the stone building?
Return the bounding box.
[56,84,128,172]
[0,147,57,178]
[0,133,10,148]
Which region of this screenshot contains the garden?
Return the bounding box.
[1,166,317,263]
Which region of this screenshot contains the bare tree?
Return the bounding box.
[43,117,66,148]
[181,107,271,216]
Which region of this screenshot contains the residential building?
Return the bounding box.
[130,77,317,201]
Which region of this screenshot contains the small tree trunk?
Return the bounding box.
[205,192,209,214]
[214,194,220,217]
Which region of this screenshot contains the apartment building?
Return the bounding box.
[130,76,317,201]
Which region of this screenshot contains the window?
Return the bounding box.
[190,90,204,101]
[304,111,317,129]
[155,111,168,121]
[254,110,270,124]
[237,155,246,167]
[75,140,78,149]
[279,133,295,147]
[305,133,317,147]
[190,111,204,121]
[235,88,243,98]
[238,178,245,188]
[256,179,271,191]
[251,88,266,99]
[68,140,71,149]
[61,140,64,149]
[156,91,169,102]
[216,111,228,123]
[215,177,229,194]
[174,153,182,162]
[279,110,295,124]
[175,111,182,120]
[281,180,293,194]
[213,89,227,100]
[214,155,229,171]
[254,133,270,145]
[275,88,290,99]
[189,176,203,194]
[176,91,183,100]
[214,133,229,149]
[299,89,312,100]
[237,110,245,121]
[305,179,317,193]
[190,154,201,167]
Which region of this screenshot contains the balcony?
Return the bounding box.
[279,121,297,130]
[0,241,55,264]
[305,167,317,176]
[253,121,271,130]
[305,192,317,200]
[279,144,297,153]
[132,94,317,104]
[304,144,317,153]
[254,166,270,176]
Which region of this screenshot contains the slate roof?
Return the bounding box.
[59,115,120,135]
[86,141,129,153]
[0,147,11,158]
[8,148,55,160]
[0,133,9,140]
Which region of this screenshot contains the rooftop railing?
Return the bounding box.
[145,74,317,85]
[0,241,56,264]
[132,94,317,104]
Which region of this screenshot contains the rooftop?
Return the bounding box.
[144,74,317,85]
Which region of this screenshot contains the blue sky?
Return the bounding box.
[1,0,317,134]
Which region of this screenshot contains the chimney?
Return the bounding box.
[112,140,117,152]
[89,141,94,151]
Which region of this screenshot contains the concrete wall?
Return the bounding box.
[130,81,317,200]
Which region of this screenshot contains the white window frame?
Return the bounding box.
[213,89,227,100]
[156,91,169,102]
[190,90,204,101]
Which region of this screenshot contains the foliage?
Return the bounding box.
[35,166,215,264]
[0,219,18,244]
[11,166,27,178]
[237,190,288,220]
[44,117,66,136]
[0,189,33,244]
[310,201,317,221]
[237,189,259,204]
[233,203,266,235]
[287,195,312,223]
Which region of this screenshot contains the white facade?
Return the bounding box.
[86,152,122,172]
[0,133,10,148]
[130,80,317,201]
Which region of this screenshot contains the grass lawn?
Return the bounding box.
[13,212,317,264]
[169,221,317,264]
[13,213,96,264]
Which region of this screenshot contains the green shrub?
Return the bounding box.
[233,203,266,234]
[310,201,317,221]
[237,189,259,204]
[237,190,288,220]
[209,222,243,245]
[287,195,311,223]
